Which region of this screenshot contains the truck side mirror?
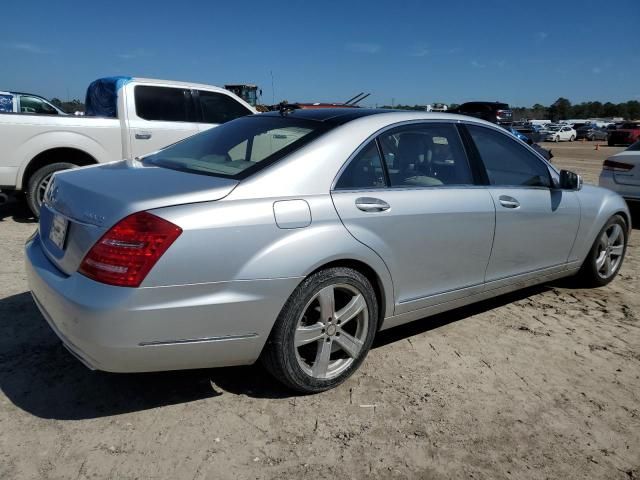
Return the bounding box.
[559,169,582,190]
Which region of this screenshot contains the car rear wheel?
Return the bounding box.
[554,135,560,143]
[26,162,77,218]
[262,267,378,393]
[576,215,628,287]
[570,135,575,142]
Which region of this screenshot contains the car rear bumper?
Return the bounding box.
[599,171,640,202]
[25,233,301,373]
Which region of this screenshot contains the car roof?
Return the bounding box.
[260,108,389,124]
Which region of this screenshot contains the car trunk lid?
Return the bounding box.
[39,160,238,275]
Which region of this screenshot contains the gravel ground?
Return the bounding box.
[0,142,638,479]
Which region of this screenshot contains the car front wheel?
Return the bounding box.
[262,267,379,393]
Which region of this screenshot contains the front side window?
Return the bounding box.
[143,116,328,178]
[19,95,58,114]
[335,141,386,190]
[198,90,252,124]
[378,123,474,187]
[467,124,551,188]
[135,86,191,122]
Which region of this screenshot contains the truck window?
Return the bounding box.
[198,90,252,124]
[135,86,192,122]
[19,95,59,114]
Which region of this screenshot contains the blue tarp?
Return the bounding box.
[0,94,13,113]
[84,76,132,117]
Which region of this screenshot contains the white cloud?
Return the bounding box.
[471,60,486,68]
[592,67,602,74]
[535,31,548,42]
[3,42,50,54]
[494,59,506,68]
[345,43,380,54]
[408,45,429,57]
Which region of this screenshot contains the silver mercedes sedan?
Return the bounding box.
[26,109,631,393]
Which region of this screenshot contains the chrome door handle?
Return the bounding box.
[355,197,390,212]
[135,131,152,140]
[498,195,520,209]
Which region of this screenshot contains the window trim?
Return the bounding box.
[133,85,196,123]
[192,89,253,124]
[461,122,555,189]
[332,120,482,192]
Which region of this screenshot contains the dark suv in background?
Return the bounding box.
[451,101,513,125]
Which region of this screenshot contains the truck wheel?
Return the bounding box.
[26,162,77,218]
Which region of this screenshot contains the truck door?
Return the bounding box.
[127,85,200,158]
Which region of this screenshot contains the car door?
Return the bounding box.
[331,122,495,315]
[464,124,580,284]
[193,89,254,133]
[127,84,200,158]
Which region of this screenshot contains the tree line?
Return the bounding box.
[381,98,640,121]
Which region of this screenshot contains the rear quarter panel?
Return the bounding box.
[148,194,395,319]
[0,113,122,189]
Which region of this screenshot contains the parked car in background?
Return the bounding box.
[576,125,609,141]
[0,91,66,115]
[26,109,630,393]
[513,125,542,143]
[451,101,513,125]
[608,122,640,146]
[599,140,640,203]
[0,77,255,216]
[543,125,576,142]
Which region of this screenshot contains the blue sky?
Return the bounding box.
[1,0,638,107]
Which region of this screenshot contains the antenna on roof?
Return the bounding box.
[344,92,364,105]
[349,93,370,105]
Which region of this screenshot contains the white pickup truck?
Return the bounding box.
[0,77,256,215]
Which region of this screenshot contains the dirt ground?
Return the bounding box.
[0,142,638,479]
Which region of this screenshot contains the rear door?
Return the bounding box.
[127,84,200,158]
[331,122,495,314]
[464,124,580,283]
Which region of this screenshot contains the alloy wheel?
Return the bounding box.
[595,223,625,279]
[294,283,369,380]
[36,172,54,208]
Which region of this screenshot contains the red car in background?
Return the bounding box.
[608,122,640,146]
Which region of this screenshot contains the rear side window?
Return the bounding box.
[467,124,551,188]
[335,141,386,190]
[198,90,252,124]
[378,123,474,187]
[19,95,58,114]
[135,86,191,122]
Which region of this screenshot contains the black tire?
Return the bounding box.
[608,140,614,147]
[26,162,77,218]
[576,215,628,287]
[262,267,379,393]
[570,135,575,142]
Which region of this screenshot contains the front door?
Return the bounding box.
[331,123,495,315]
[465,124,580,283]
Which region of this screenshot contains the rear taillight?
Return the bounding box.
[79,211,182,287]
[603,159,634,172]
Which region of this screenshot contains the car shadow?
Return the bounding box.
[0,194,37,223]
[628,202,640,230]
[1,283,553,420]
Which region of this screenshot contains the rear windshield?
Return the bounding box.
[627,141,640,151]
[142,116,330,179]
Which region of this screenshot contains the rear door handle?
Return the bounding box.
[498,195,520,209]
[135,131,152,140]
[355,197,390,212]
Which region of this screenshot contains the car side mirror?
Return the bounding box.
[559,169,582,190]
